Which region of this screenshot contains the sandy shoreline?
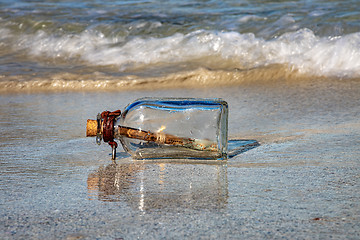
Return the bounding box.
[1,79,359,239]
[2,65,351,94]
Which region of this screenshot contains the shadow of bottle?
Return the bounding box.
[228,139,260,158]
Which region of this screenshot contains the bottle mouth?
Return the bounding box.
[86,110,122,160]
[86,111,122,137]
[86,119,98,137]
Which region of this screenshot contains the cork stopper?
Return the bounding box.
[86,119,98,137]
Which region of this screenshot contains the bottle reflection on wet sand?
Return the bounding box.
[87,162,229,212]
[87,139,259,211]
[87,163,144,202]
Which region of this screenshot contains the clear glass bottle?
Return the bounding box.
[87,98,228,160]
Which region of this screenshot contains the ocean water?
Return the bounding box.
[1,0,360,92]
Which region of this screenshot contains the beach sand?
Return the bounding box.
[1,78,359,239]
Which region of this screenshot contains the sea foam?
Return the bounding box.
[10,28,360,78]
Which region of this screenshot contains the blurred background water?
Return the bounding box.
[1,0,360,92]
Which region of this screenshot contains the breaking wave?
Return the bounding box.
[7,28,360,78]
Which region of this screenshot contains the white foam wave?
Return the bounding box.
[0,28,12,42]
[237,15,266,23]
[16,29,122,59]
[11,28,360,78]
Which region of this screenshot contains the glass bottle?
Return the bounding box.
[86,98,228,160]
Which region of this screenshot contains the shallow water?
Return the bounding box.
[1,80,360,238]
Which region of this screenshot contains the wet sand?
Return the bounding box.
[1,78,359,239]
